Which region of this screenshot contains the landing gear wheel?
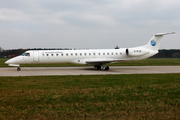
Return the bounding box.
[94,65,101,70]
[94,65,97,69]
[104,66,109,70]
[97,65,101,69]
[17,67,21,71]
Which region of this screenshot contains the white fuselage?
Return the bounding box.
[5,48,157,66]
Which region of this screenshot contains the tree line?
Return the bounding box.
[0,47,180,58]
[0,48,72,58]
[151,49,180,58]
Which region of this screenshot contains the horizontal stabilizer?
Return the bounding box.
[155,32,175,36]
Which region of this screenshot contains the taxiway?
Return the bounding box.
[0,66,180,76]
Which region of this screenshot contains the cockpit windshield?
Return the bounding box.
[21,53,30,56]
[21,53,26,56]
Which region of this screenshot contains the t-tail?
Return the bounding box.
[143,32,175,51]
[125,32,175,59]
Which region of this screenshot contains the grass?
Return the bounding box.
[112,58,180,66]
[0,74,180,119]
[1,58,180,67]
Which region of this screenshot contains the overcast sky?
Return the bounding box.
[0,0,179,50]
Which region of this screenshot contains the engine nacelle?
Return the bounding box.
[126,48,150,57]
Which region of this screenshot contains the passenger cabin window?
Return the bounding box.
[103,53,105,55]
[107,53,109,55]
[89,53,91,56]
[84,53,86,56]
[75,53,77,56]
[51,54,53,56]
[66,53,68,56]
[98,53,100,55]
[80,53,82,56]
[71,53,73,56]
[56,54,58,56]
[61,53,63,56]
[47,54,49,56]
[111,53,113,55]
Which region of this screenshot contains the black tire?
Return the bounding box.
[105,66,109,70]
[17,67,21,71]
[97,65,101,69]
[94,65,101,69]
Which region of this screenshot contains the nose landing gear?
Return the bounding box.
[17,67,21,71]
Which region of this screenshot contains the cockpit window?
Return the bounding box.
[22,53,26,56]
[26,53,30,56]
[21,53,30,56]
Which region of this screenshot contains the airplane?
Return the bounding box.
[5,32,175,71]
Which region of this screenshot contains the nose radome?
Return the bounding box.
[5,58,15,64]
[5,60,10,64]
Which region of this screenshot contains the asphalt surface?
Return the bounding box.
[0,66,180,76]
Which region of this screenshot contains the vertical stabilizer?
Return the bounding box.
[144,32,175,51]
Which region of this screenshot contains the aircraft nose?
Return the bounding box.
[5,59,10,64]
[5,58,15,64]
[5,56,21,67]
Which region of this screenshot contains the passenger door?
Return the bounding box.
[33,51,39,62]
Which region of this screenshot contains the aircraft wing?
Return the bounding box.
[85,59,127,65]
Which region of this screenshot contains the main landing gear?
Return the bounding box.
[94,64,109,70]
[103,66,109,70]
[94,65,101,70]
[17,67,21,71]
